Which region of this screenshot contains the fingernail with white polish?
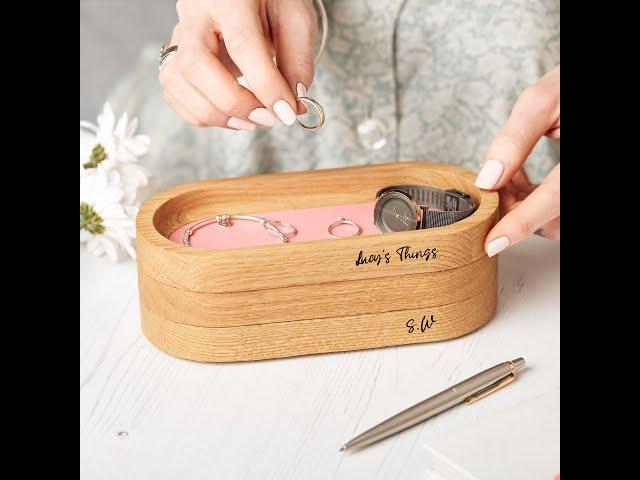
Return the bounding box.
[486,236,510,257]
[296,82,307,98]
[248,108,276,127]
[475,159,504,189]
[273,100,297,126]
[227,117,256,131]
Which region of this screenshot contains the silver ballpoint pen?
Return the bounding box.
[340,358,526,452]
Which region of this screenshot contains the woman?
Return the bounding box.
[112,0,559,256]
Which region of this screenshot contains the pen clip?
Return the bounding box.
[464,373,515,405]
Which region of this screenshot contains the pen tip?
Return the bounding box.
[340,445,347,452]
[511,357,526,372]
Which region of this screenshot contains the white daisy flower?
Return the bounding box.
[80,102,151,199]
[80,168,138,261]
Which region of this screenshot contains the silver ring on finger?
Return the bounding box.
[159,44,178,71]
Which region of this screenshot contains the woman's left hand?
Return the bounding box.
[475,65,560,257]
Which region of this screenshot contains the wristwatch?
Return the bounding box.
[374,185,476,233]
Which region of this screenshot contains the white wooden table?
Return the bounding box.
[80,236,559,480]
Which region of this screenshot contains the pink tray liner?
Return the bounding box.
[169,202,378,249]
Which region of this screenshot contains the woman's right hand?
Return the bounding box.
[159,0,318,130]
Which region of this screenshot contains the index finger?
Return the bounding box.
[221,5,299,125]
[175,15,266,123]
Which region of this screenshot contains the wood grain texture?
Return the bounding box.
[138,254,497,327]
[136,162,499,362]
[136,161,499,293]
[140,282,497,362]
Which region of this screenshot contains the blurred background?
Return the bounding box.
[80,0,175,120]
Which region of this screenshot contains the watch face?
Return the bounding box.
[374,191,420,233]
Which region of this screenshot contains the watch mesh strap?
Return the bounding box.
[376,185,476,229]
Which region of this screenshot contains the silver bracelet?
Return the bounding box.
[183,214,297,247]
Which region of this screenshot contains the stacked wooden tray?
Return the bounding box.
[136,161,499,362]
